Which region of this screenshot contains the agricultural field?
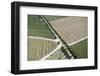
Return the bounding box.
[27,15,88,61]
[70,39,88,58]
[46,49,66,60]
[28,38,58,61]
[44,16,66,21]
[45,16,88,44]
[44,15,88,59]
[28,15,55,39]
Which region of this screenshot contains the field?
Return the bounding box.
[28,38,58,61]
[28,15,62,61]
[28,15,55,39]
[27,15,88,60]
[44,16,88,58]
[44,16,66,21]
[45,16,88,44]
[46,49,66,60]
[70,39,88,58]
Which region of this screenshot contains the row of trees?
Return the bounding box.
[61,46,77,59]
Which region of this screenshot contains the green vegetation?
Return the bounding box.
[70,39,88,58]
[46,49,66,60]
[28,15,55,39]
[44,15,66,21]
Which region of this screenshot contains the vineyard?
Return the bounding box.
[28,15,88,61]
[46,49,66,60]
[28,15,55,39]
[28,38,58,61]
[44,16,66,21]
[48,16,88,44]
[70,39,88,58]
[44,16,88,59]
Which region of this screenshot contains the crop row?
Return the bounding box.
[28,38,58,61]
[50,17,88,44]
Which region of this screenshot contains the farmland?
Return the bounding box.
[28,38,58,61]
[44,16,66,21]
[46,49,66,60]
[44,16,88,59]
[27,15,88,60]
[45,16,88,44]
[28,15,55,39]
[70,39,88,58]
